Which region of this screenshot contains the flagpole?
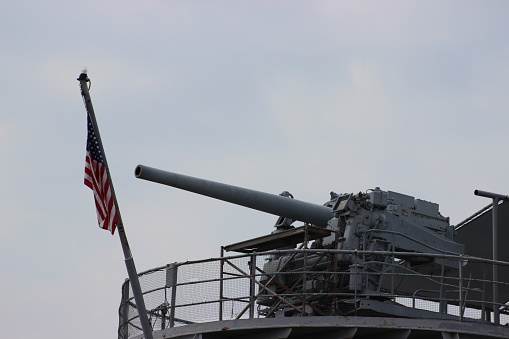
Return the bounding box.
[78,70,154,339]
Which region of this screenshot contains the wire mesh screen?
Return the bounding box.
[172,260,222,325]
[221,255,256,320]
[118,250,509,339]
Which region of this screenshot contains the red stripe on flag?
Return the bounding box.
[84,152,118,234]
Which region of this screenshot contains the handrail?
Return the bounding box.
[118,249,509,339]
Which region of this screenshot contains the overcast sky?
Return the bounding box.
[2,1,509,337]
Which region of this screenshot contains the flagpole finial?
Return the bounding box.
[77,67,89,82]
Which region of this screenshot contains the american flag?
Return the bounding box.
[84,114,118,234]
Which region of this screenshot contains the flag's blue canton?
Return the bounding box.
[86,115,104,164]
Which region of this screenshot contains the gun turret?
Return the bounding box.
[135,164,469,317]
[135,165,333,227]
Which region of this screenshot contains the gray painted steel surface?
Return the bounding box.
[135,165,333,227]
[132,317,509,339]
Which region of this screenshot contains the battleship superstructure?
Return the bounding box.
[118,165,509,339]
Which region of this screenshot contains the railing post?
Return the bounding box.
[166,263,178,328]
[492,197,500,324]
[474,189,508,324]
[220,247,225,321]
[249,253,256,319]
[120,280,130,339]
[439,260,447,314]
[459,256,463,322]
[302,224,309,315]
[353,250,358,314]
[390,249,395,296]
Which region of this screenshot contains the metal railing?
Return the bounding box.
[118,249,509,339]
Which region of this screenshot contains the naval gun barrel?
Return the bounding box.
[135,165,333,227]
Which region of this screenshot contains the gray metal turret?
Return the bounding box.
[118,164,509,339]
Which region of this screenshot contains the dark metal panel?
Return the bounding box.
[316,328,358,339]
[290,327,357,339]
[375,329,411,339]
[455,201,509,305]
[441,333,459,339]
[236,328,292,339]
[455,201,509,261]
